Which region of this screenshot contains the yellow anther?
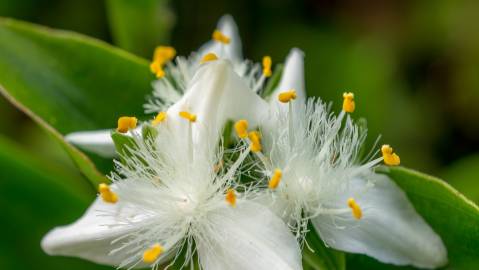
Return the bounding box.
[262,56,272,77]
[347,198,362,220]
[152,112,167,126]
[150,61,165,78]
[225,188,236,207]
[248,131,262,152]
[99,183,118,204]
[153,46,176,63]
[278,89,297,103]
[117,116,138,133]
[212,29,230,44]
[381,144,401,166]
[268,169,282,189]
[234,119,249,139]
[342,92,355,113]
[201,52,219,64]
[142,243,164,264]
[179,111,197,123]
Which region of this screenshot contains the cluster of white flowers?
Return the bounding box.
[42,15,447,270]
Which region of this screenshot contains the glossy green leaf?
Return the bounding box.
[349,166,479,269]
[0,135,112,270]
[106,0,175,58]
[303,223,346,270]
[440,154,479,204]
[0,18,153,187]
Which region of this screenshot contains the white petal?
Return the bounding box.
[196,200,302,270]
[312,174,447,268]
[65,129,116,157]
[197,14,243,63]
[41,195,174,268]
[166,59,268,153]
[270,48,306,104]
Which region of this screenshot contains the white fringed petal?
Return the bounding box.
[65,129,116,157]
[270,48,306,104]
[41,196,151,266]
[312,174,447,269]
[196,200,302,270]
[166,59,268,153]
[197,14,243,63]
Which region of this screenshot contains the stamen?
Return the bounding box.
[153,46,176,63]
[278,89,297,103]
[234,119,249,139]
[262,56,272,77]
[212,29,230,44]
[347,198,362,220]
[117,116,138,133]
[342,92,355,113]
[381,144,401,166]
[225,188,236,207]
[150,61,165,78]
[179,111,197,123]
[248,131,262,152]
[268,169,282,189]
[99,183,118,203]
[142,243,164,264]
[152,112,167,126]
[201,52,219,63]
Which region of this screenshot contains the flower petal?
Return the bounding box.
[65,129,116,157]
[197,14,243,63]
[166,59,268,152]
[312,174,447,268]
[41,194,173,267]
[196,200,302,270]
[270,48,305,103]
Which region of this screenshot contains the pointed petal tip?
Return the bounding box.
[64,129,117,157]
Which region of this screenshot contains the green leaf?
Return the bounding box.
[0,18,153,187]
[351,166,479,269]
[303,223,346,270]
[440,154,479,205]
[0,135,112,270]
[106,0,175,58]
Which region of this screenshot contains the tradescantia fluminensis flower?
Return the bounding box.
[42,59,302,269]
[40,13,449,270]
[232,90,448,267]
[64,14,300,157]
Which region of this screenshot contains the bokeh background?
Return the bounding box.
[0,0,478,269]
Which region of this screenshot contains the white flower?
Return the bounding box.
[41,61,302,270]
[237,91,448,268]
[65,14,303,158]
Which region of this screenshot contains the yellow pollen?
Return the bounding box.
[179,111,197,123]
[142,243,164,264]
[99,183,118,204]
[248,131,262,152]
[342,92,355,113]
[153,46,176,63]
[150,61,166,78]
[262,56,272,77]
[225,188,236,207]
[201,52,219,63]
[152,112,167,126]
[117,116,138,133]
[234,119,249,139]
[268,169,282,189]
[212,29,230,44]
[381,144,401,166]
[347,198,362,220]
[278,89,297,103]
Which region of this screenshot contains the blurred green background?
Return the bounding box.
[0,0,478,269]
